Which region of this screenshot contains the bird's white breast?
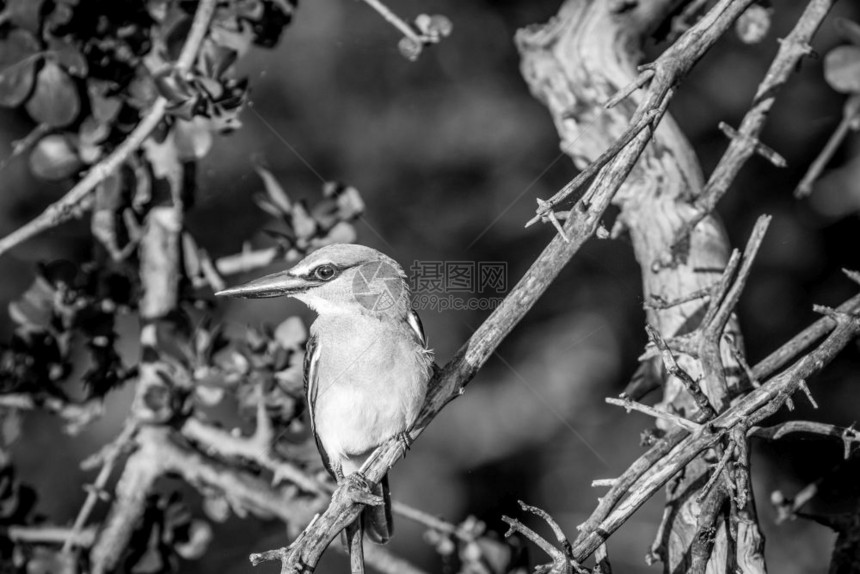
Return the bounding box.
[311,314,432,474]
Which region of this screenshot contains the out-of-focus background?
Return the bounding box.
[1,2,860,573]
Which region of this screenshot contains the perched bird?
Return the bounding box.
[216,244,433,571]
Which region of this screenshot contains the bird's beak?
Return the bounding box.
[215,270,313,299]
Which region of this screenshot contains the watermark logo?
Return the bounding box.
[352,261,403,312]
[410,261,507,312]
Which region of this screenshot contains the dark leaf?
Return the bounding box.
[202,495,230,523]
[88,82,122,125]
[126,70,159,110]
[254,165,292,213]
[0,30,41,107]
[210,23,255,56]
[78,115,109,164]
[824,45,860,94]
[0,409,21,446]
[25,61,81,127]
[174,520,212,560]
[835,18,860,47]
[201,44,238,79]
[274,317,306,350]
[46,37,88,77]
[29,134,82,180]
[25,547,76,574]
[174,117,213,160]
[735,4,771,44]
[153,68,196,105]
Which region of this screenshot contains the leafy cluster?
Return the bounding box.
[2,260,134,400]
[0,0,294,181]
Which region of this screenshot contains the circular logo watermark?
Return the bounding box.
[352,261,403,312]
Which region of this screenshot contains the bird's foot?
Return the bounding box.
[396,431,413,453]
[340,472,384,507]
[288,557,315,574]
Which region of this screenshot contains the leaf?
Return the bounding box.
[0,409,21,446]
[291,202,316,239]
[25,547,76,574]
[202,495,231,523]
[210,22,255,56]
[29,134,82,180]
[194,384,225,406]
[0,30,41,107]
[174,117,213,160]
[78,115,109,164]
[274,317,306,350]
[88,81,122,124]
[0,0,46,35]
[735,5,771,45]
[319,221,356,245]
[255,165,292,213]
[25,61,81,127]
[414,14,453,41]
[835,17,860,47]
[398,36,422,62]
[824,45,860,94]
[46,37,88,77]
[174,520,212,560]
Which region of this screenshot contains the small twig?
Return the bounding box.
[646,324,717,419]
[8,526,97,547]
[591,478,617,488]
[502,501,583,574]
[604,69,655,109]
[796,94,860,197]
[0,123,50,174]
[525,108,663,228]
[360,0,424,46]
[750,421,860,458]
[606,397,702,432]
[669,0,714,40]
[689,480,729,574]
[718,121,786,167]
[62,423,137,554]
[771,482,819,524]
[518,500,573,559]
[705,215,771,336]
[696,442,735,503]
[0,0,217,258]
[645,285,712,310]
[215,245,296,275]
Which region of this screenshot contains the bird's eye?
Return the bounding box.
[314,264,337,281]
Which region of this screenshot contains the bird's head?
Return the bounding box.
[216,244,412,317]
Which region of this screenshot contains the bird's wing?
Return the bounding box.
[406,309,427,348]
[303,333,333,476]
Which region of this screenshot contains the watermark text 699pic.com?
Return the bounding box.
[409,261,507,312]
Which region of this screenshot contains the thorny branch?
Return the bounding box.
[667,0,837,264]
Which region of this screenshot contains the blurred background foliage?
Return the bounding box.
[1,1,860,573]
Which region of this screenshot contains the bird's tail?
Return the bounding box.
[363,474,393,544]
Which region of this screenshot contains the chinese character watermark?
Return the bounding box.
[409,260,507,312]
